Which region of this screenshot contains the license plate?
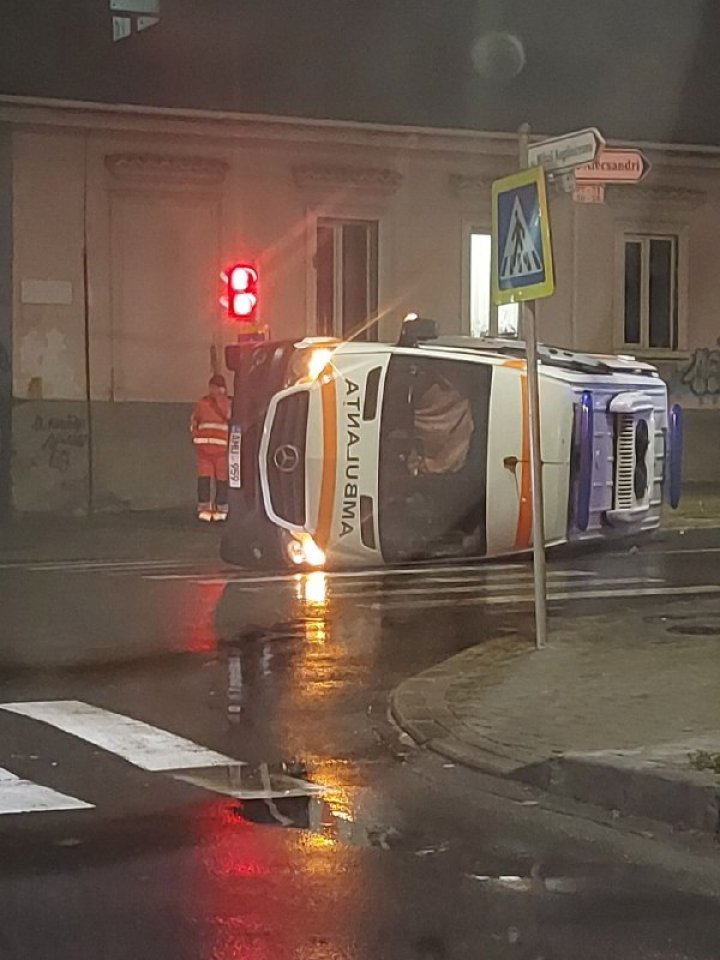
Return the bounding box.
[228,425,242,489]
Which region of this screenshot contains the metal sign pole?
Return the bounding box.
[517,124,548,650]
[523,301,548,649]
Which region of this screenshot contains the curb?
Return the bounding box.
[390,636,538,778]
[520,751,720,834]
[391,637,720,834]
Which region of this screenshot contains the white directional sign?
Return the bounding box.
[527,127,605,175]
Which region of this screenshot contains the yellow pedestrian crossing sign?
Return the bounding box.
[492,166,554,305]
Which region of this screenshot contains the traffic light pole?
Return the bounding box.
[518,124,548,650]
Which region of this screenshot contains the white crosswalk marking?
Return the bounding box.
[0,702,326,815]
[366,582,720,610]
[143,561,527,584]
[348,576,663,599]
[169,564,671,608]
[0,767,92,815]
[0,701,239,772]
[10,551,714,615]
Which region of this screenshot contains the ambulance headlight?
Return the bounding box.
[301,535,326,568]
[306,347,334,381]
[286,538,306,566]
[291,339,337,383]
[285,533,326,568]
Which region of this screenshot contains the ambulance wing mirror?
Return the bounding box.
[397,314,439,347]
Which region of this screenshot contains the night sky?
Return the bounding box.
[1,0,717,143]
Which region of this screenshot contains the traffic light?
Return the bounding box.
[221,264,258,322]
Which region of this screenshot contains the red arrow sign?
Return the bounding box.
[575,148,650,184]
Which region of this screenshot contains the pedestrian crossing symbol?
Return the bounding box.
[492,166,555,305]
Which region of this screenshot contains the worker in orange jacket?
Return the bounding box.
[191,374,232,522]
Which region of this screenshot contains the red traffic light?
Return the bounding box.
[221,264,258,321]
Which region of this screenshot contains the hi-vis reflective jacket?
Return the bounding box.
[190,395,231,447]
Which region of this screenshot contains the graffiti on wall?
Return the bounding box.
[663,341,720,408]
[32,414,88,473]
[680,346,720,398]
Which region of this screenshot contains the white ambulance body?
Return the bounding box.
[222,324,682,569]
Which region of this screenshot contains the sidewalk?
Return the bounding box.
[392,599,720,834]
[0,510,222,563]
[663,482,720,529]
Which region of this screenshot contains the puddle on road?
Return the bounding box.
[173,762,326,801]
[466,871,582,895]
[174,761,399,850]
[233,793,399,849]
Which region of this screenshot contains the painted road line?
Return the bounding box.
[354,576,665,599]
[200,570,643,597]
[143,561,527,583]
[0,767,93,815]
[202,572,543,591]
[27,560,225,573]
[328,574,647,598]
[336,570,604,589]
[0,702,240,773]
[0,558,207,570]
[413,570,597,582]
[328,570,599,588]
[542,583,720,603]
[367,583,720,610]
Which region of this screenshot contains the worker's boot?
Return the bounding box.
[197,477,213,521]
[213,480,229,521]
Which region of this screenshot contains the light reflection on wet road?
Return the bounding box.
[1,532,720,957]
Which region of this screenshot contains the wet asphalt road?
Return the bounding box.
[2,528,720,958]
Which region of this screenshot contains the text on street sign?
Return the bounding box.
[573,183,605,204]
[527,127,604,174]
[575,148,650,184]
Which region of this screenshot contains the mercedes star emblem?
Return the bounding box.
[273,444,300,473]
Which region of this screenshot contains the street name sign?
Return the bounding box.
[492,166,554,306]
[573,183,605,204]
[575,147,650,184]
[527,127,604,175]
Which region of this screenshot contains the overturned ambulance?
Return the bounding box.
[221,317,682,569]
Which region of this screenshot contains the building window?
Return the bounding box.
[622,234,679,351]
[316,219,379,340]
[469,231,519,338]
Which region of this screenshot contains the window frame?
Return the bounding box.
[614,222,688,357]
[308,212,382,341]
[462,222,520,339]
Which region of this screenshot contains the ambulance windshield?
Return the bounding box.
[378,355,491,562]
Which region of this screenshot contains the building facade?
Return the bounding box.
[1,96,719,514]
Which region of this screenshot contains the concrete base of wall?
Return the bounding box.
[12,399,195,513]
[91,401,195,511]
[681,409,720,484]
[12,400,91,514]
